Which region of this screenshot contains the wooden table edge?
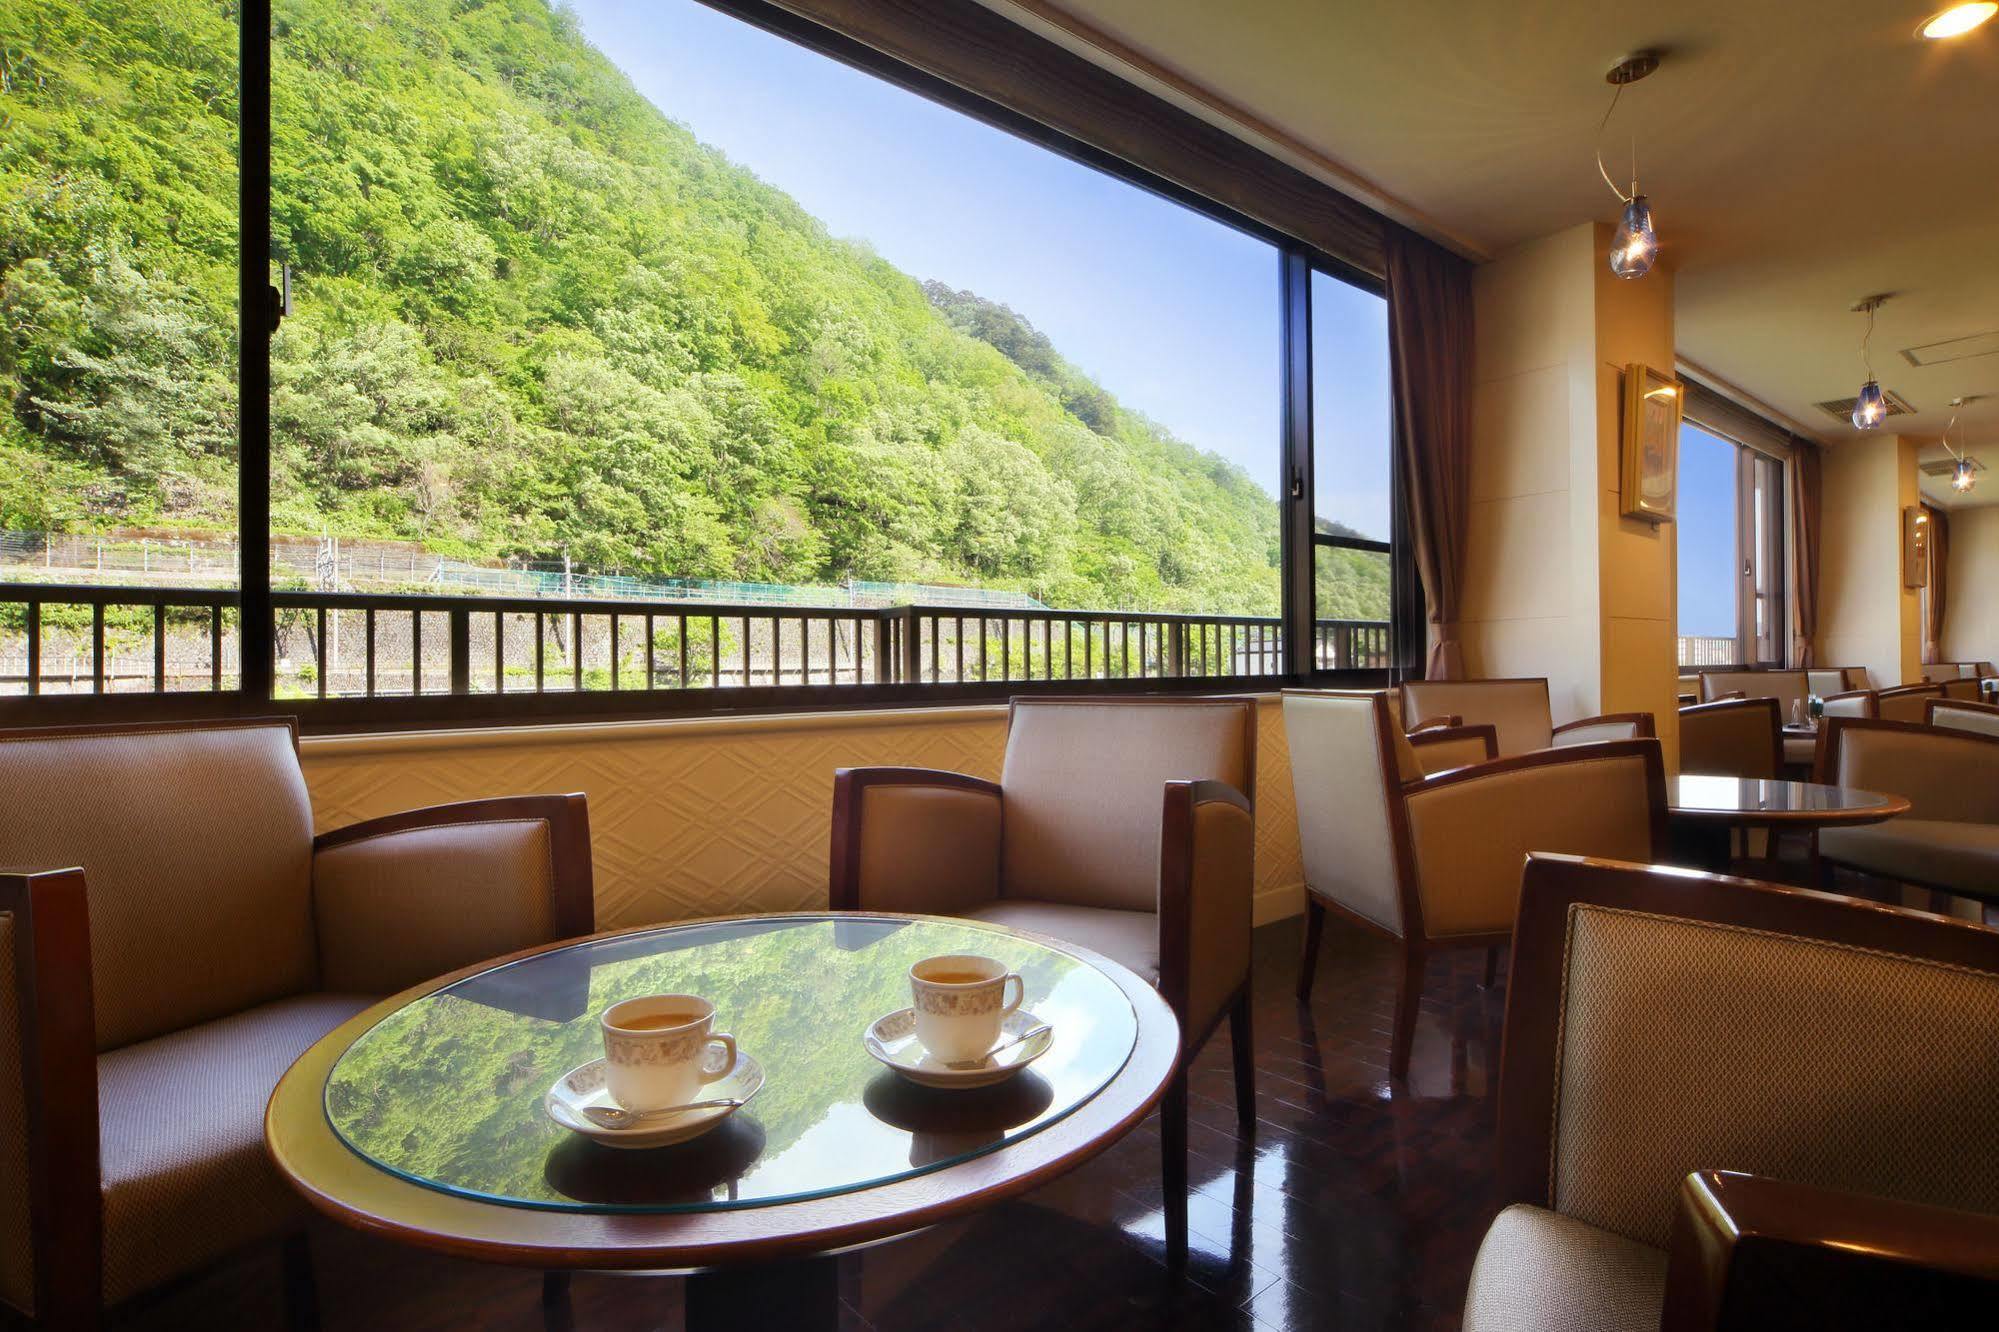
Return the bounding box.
[265,910,1182,1271]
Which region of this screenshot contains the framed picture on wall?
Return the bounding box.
[1620,363,1684,523]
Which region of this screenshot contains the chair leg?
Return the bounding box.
[1388,947,1425,1084]
[1228,991,1255,1133]
[1160,1068,1189,1270]
[281,1232,319,1332]
[1296,895,1326,1002]
[542,1271,574,1332]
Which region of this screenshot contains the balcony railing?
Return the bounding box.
[0,583,1391,709]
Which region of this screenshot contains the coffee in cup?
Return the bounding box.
[600,994,737,1111]
[909,954,1023,1063]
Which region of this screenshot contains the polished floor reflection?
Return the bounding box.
[105,916,1504,1331]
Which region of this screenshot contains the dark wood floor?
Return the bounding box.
[108,915,1507,1332]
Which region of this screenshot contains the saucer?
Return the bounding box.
[544,1052,763,1150]
[864,1009,1052,1089]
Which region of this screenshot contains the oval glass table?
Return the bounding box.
[1667,774,1912,870]
[266,913,1178,1327]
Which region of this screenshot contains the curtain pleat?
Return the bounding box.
[1923,505,1949,665]
[1385,228,1474,680]
[1789,443,1822,667]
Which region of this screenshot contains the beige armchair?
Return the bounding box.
[1821,688,1876,719]
[1698,669,1816,764]
[1808,666,1868,697]
[1815,716,1999,909]
[1283,691,1665,1082]
[0,718,593,1327]
[1928,696,1999,737]
[1400,678,1653,758]
[1677,697,1779,779]
[829,696,1256,1263]
[1465,854,1999,1331]
[1876,682,1943,723]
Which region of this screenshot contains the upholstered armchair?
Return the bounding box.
[1399,678,1652,759]
[1815,716,1999,910]
[1807,666,1868,697]
[1697,669,1815,763]
[1820,688,1876,719]
[1464,854,1999,1331]
[828,696,1256,1261]
[1876,682,1943,723]
[1939,676,1984,702]
[0,718,593,1327]
[1928,696,1999,736]
[1677,697,1779,779]
[1284,691,1665,1082]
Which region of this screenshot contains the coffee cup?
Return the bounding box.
[599,995,737,1111]
[909,955,1024,1063]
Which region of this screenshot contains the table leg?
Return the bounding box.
[1668,819,1734,873]
[684,1256,841,1331]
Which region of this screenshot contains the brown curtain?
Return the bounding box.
[1789,442,1823,667]
[1924,505,1949,664]
[1386,227,1473,679]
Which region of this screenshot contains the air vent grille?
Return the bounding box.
[1901,331,1999,367]
[1919,456,1985,478]
[1815,389,1915,422]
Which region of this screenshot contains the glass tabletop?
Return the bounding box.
[1670,774,1902,817]
[323,915,1137,1215]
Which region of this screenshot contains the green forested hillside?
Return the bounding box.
[0,0,1310,614]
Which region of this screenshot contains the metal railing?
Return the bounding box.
[0,582,1391,704]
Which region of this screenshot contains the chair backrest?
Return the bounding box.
[1819,688,1876,720]
[1921,662,1975,683]
[1400,678,1552,756]
[1877,682,1943,723]
[1807,667,1866,696]
[999,697,1255,912]
[1822,717,1999,824]
[1928,697,1999,738]
[1498,854,1999,1251]
[1940,677,1984,702]
[1677,697,1780,779]
[1698,669,1809,722]
[1283,691,1409,937]
[0,719,317,1051]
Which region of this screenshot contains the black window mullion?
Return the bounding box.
[1279,246,1315,677]
[238,0,274,702]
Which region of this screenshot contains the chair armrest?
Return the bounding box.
[311,795,593,994]
[1552,712,1656,746]
[1158,779,1253,1048]
[830,768,1003,915]
[1,868,101,1323]
[1405,723,1498,776]
[314,794,594,937]
[1662,1170,1999,1331]
[1408,713,1462,733]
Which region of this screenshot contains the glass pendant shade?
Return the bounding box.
[1609,194,1656,278]
[1953,458,1975,491]
[1851,380,1887,430]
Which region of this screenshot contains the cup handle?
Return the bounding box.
[1000,974,1024,1018]
[700,1033,737,1080]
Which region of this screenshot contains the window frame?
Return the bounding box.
[1,0,1410,733]
[1678,417,1789,672]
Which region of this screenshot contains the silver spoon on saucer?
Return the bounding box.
[581,1097,744,1129]
[943,1023,1052,1071]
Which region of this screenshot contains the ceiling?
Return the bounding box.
[981,0,1999,506]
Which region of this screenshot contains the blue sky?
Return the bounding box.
[565,0,1392,529]
[1676,423,1738,638]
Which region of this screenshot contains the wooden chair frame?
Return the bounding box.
[0,716,593,1328]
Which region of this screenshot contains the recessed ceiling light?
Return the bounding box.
[1921,3,1997,39]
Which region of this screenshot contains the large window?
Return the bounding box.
[3,0,1400,721]
[1675,421,1786,669]
[0,0,240,695]
[1307,268,1393,670]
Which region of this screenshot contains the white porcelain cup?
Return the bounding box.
[909,955,1024,1063]
[599,995,737,1111]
